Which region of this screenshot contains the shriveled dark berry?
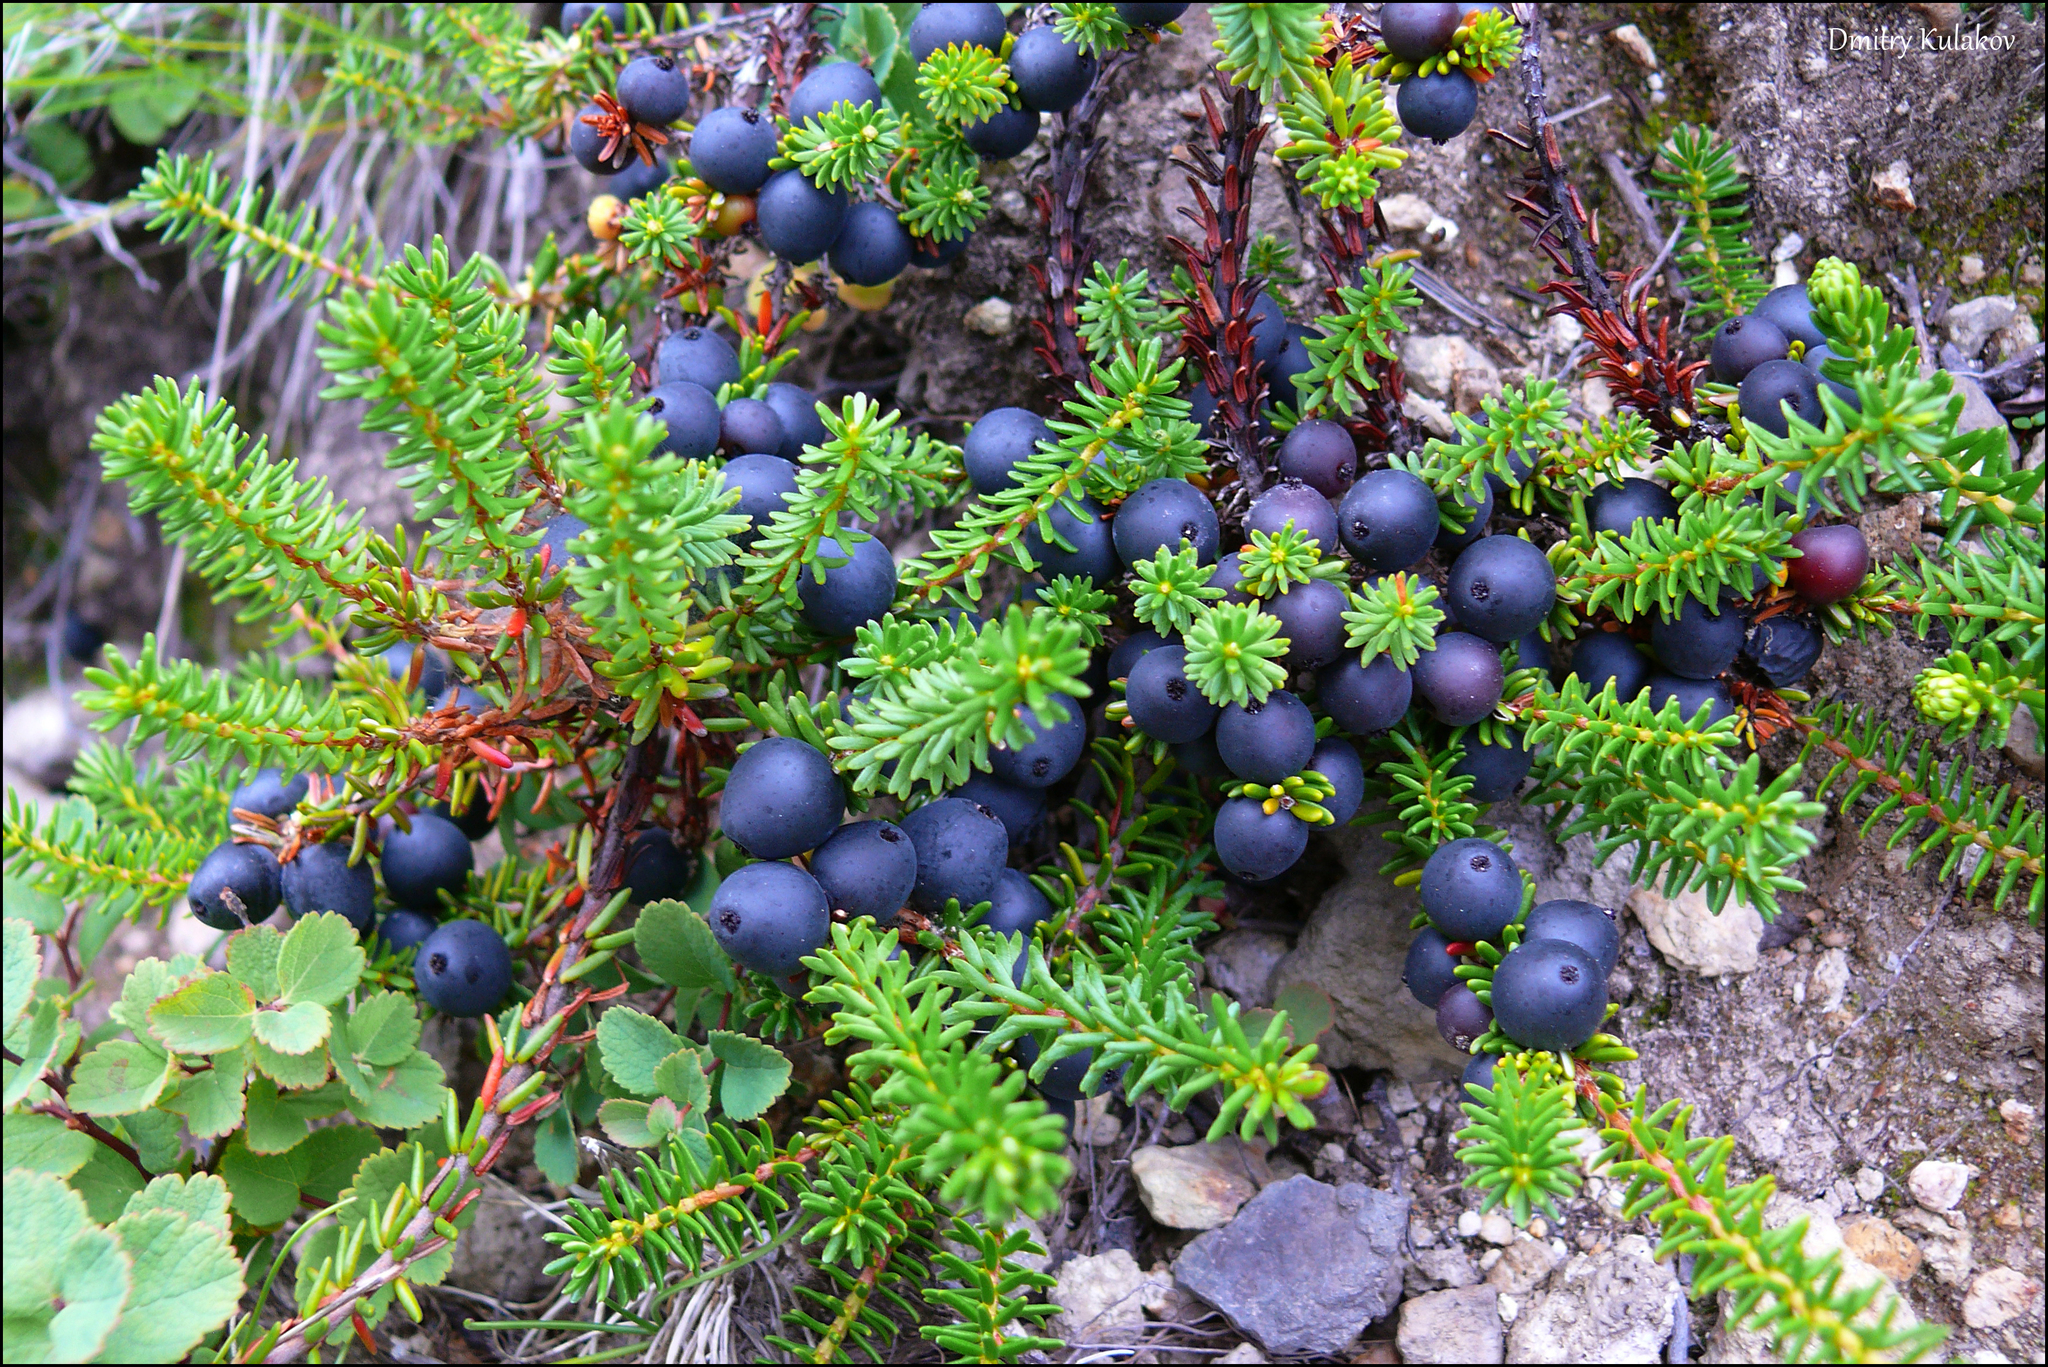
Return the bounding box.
[281,841,375,933]
[414,919,514,1018]
[1450,729,1530,804]
[1403,926,1461,1009]
[709,861,831,979]
[721,736,844,859]
[380,813,474,912]
[1587,478,1680,539]
[1522,898,1621,978]
[1010,24,1097,113]
[1708,314,1791,385]
[1338,469,1439,571]
[1786,524,1870,605]
[1318,653,1414,735]
[1651,594,1746,680]
[1113,478,1219,567]
[1277,419,1358,497]
[1397,68,1478,144]
[690,107,777,194]
[962,408,1051,495]
[1125,645,1216,744]
[1446,535,1556,643]
[1216,690,1317,784]
[901,796,1009,913]
[1411,631,1505,727]
[188,842,282,931]
[1213,797,1309,882]
[798,530,898,636]
[787,62,883,126]
[1244,479,1340,550]
[1743,614,1824,687]
[645,381,721,459]
[1024,495,1120,583]
[1265,578,1349,671]
[720,397,786,457]
[809,820,917,924]
[624,829,697,904]
[990,694,1087,789]
[1420,836,1521,944]
[1739,358,1823,438]
[1309,737,1365,823]
[1491,938,1606,1051]
[1436,982,1492,1052]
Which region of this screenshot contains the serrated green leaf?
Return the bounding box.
[69,1040,177,1116]
[96,1206,242,1363]
[296,1124,382,1205]
[249,1034,330,1090]
[244,1075,343,1154]
[3,917,37,1033]
[534,1104,579,1187]
[707,1029,791,1121]
[1,877,65,934]
[595,1006,681,1097]
[634,899,736,994]
[597,1097,657,1147]
[118,1109,183,1176]
[147,972,255,1054]
[338,1048,445,1129]
[67,1142,146,1225]
[251,1000,330,1055]
[109,958,188,1041]
[344,991,420,1066]
[4,997,70,1108]
[275,912,364,1007]
[163,1045,247,1138]
[3,1112,95,1180]
[652,1045,709,1117]
[1271,981,1333,1040]
[218,1139,301,1227]
[121,1172,231,1235]
[2,1171,131,1365]
[226,924,284,1001]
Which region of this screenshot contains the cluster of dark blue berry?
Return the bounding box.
[1379,2,1497,144]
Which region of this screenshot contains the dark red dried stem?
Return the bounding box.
[1029,48,1137,392]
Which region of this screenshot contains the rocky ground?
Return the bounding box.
[4,3,2043,1363]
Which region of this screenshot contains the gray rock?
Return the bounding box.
[2004,702,2045,779]
[1506,1234,1681,1364]
[1174,1176,1407,1357]
[1049,1248,1168,1343]
[1485,1235,1563,1295]
[1398,1285,1504,1364]
[1907,1157,1975,1211]
[1400,334,1499,401]
[1893,1207,1975,1286]
[1408,1244,1482,1295]
[1204,930,1290,1008]
[1943,294,2018,359]
[1,688,85,789]
[1962,1266,2040,1329]
[1625,885,1763,977]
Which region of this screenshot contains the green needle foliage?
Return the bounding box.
[1648,125,1771,321]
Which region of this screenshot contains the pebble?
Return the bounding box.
[1608,24,1659,69]
[1908,1158,1976,1212]
[1496,1292,1520,1324]
[1203,930,1291,1009]
[1840,1216,1923,1283]
[1072,1094,1123,1147]
[1386,1081,1421,1116]
[1485,1236,1563,1295]
[1048,1249,1166,1342]
[1895,1207,1975,1286]
[1214,1344,1269,1365]
[1958,254,1987,285]
[1944,295,2019,359]
[963,296,1016,337]
[1507,1236,1680,1363]
[1626,886,1763,976]
[1963,1267,2039,1329]
[1998,1099,2036,1144]
[1871,160,1917,213]
[1130,1142,1260,1229]
[1479,1212,1515,1246]
[1458,1210,1484,1240]
[1396,1285,1503,1364]
[1377,193,1437,234]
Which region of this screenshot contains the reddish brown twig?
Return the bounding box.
[1029,48,1138,391]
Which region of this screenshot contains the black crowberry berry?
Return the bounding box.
[901,796,1009,913]
[1752,282,1825,351]
[624,828,697,904]
[607,153,669,203]
[617,54,690,126]
[432,789,496,840]
[1213,797,1309,882]
[1450,729,1530,804]
[1436,982,1493,1052]
[963,408,1051,495]
[787,62,884,126]
[1338,469,1439,571]
[1490,937,1606,1051]
[982,866,1056,938]
[645,382,722,459]
[1125,645,1217,744]
[1512,627,1553,678]
[951,773,1046,844]
[1403,925,1461,1009]
[1566,630,1650,698]
[798,530,898,636]
[560,2,625,33]
[569,103,633,174]
[1265,578,1349,671]
[188,842,282,930]
[1521,898,1621,978]
[962,106,1041,160]
[721,736,844,859]
[1587,478,1679,539]
[1803,343,1861,409]
[1277,419,1358,498]
[909,230,971,268]
[231,768,308,820]
[690,107,778,194]
[756,169,849,263]
[756,382,825,462]
[1115,2,1187,26]
[657,327,741,394]
[1420,836,1522,944]
[1786,524,1870,605]
[1742,614,1824,687]
[282,841,376,933]
[1381,2,1464,60]
[414,919,514,1018]
[533,514,588,578]
[1646,673,1736,727]
[907,2,1006,64]
[1309,737,1365,824]
[380,813,474,912]
[808,820,917,924]
[1114,478,1220,567]
[1269,325,1320,406]
[709,860,831,978]
[720,397,787,457]
[1461,1050,1498,1096]
[1172,730,1231,778]
[1107,629,1170,682]
[720,453,799,542]
[1010,25,1096,113]
[1446,535,1556,643]
[1397,68,1478,144]
[990,694,1087,789]
[1216,690,1317,784]
[373,908,438,955]
[1410,631,1505,727]
[1318,653,1413,736]
[1015,1032,1113,1100]
[1739,358,1823,438]
[829,201,913,286]
[1437,480,1492,556]
[1244,479,1340,550]
[1024,495,1120,583]
[1246,291,1290,375]
[1207,554,1254,608]
[1708,314,1790,385]
[1651,594,1746,680]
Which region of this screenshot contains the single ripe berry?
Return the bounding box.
[1213,797,1309,882]
[1437,480,1492,556]
[1743,614,1824,687]
[1277,419,1357,497]
[1739,358,1823,438]
[1216,690,1317,784]
[809,820,917,924]
[1752,282,1825,351]
[762,382,830,461]
[1403,926,1462,1009]
[1115,2,1187,26]
[617,54,690,126]
[990,694,1087,789]
[756,169,849,263]
[1015,1032,1113,1100]
[1173,730,1230,778]
[569,103,633,174]
[607,153,668,203]
[721,453,800,542]
[1786,524,1870,605]
[1566,630,1651,699]
[1125,645,1217,744]
[656,327,741,394]
[1436,982,1493,1052]
[1647,673,1735,727]
[1338,469,1439,571]
[1511,628,1553,678]
[1107,629,1170,682]
[907,2,1007,64]
[901,797,1009,913]
[384,642,449,703]
[1114,478,1220,568]
[721,736,844,859]
[415,919,514,1018]
[560,2,626,33]
[1244,479,1340,550]
[372,908,438,955]
[1491,938,1606,1051]
[710,862,831,979]
[188,842,282,930]
[1009,25,1096,113]
[690,107,778,194]
[1522,898,1621,978]
[909,230,971,268]
[1025,495,1121,583]
[799,530,897,635]
[380,812,474,912]
[1381,2,1464,60]
[829,202,913,287]
[1207,553,1254,607]
[1802,343,1861,410]
[951,773,1046,844]
[1450,730,1530,804]
[231,768,308,820]
[1446,536,1556,643]
[1266,578,1349,671]
[1268,325,1320,406]
[963,408,1051,495]
[1397,68,1479,144]
[1246,291,1290,376]
[645,382,722,459]
[1411,631,1506,727]
[433,790,496,840]
[720,397,787,457]
[787,62,884,126]
[1309,737,1366,824]
[982,867,1056,938]
[1651,594,1746,680]
[1462,1050,1498,1097]
[281,841,376,933]
[963,106,1042,159]
[1708,314,1791,384]
[624,828,697,903]
[1587,478,1679,539]
[1420,836,1522,944]
[1318,653,1413,735]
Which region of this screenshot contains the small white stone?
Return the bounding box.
[1580,377,1614,420]
[1479,1248,1503,1271]
[1963,1266,2039,1329]
[1608,24,1659,69]
[1908,1159,1977,1212]
[1458,1210,1485,1240]
[1958,254,1987,285]
[1855,1167,1888,1203]
[1497,1292,1520,1324]
[1387,1082,1421,1116]
[1378,193,1437,233]
[963,296,1016,337]
[1871,161,1916,213]
[1772,232,1806,263]
[1422,215,1460,252]
[1480,1212,1515,1246]
[1774,260,1801,289]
